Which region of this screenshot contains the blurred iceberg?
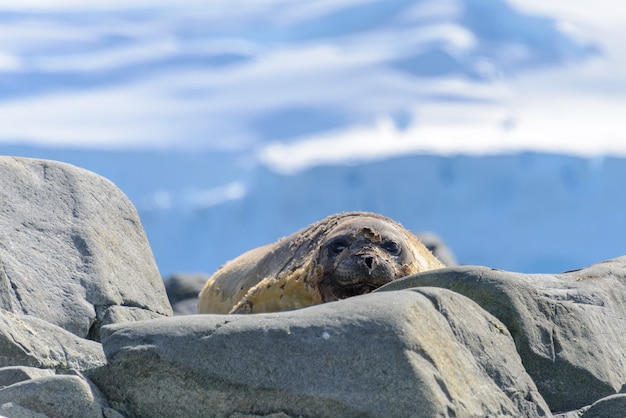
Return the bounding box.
[0,0,624,277]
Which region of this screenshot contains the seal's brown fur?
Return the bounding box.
[197,212,444,314]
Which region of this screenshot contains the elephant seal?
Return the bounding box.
[197,212,444,314]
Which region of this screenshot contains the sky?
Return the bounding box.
[1,0,626,275]
[0,0,624,171]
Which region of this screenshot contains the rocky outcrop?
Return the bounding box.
[90,288,549,417]
[0,157,172,341]
[0,157,172,417]
[0,374,112,418]
[1,156,625,417]
[0,310,105,371]
[0,367,55,388]
[582,394,626,418]
[6,257,626,417]
[378,259,626,413]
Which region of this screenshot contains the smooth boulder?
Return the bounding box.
[0,402,49,418]
[0,157,172,340]
[0,375,107,418]
[0,309,105,371]
[378,257,626,412]
[582,394,626,418]
[0,367,55,389]
[91,288,549,417]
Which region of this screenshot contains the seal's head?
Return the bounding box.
[316,217,417,302]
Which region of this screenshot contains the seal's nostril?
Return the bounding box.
[364,256,374,270]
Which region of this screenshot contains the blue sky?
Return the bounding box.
[0,0,624,164]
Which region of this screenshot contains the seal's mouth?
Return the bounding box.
[341,283,379,297]
[321,279,391,301]
[334,254,395,284]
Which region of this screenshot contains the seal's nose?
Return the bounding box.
[360,255,375,274]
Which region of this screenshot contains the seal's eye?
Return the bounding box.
[329,239,348,255]
[381,240,401,255]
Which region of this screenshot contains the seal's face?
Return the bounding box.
[316,217,416,302]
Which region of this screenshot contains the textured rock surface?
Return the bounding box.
[3,155,626,417]
[378,257,626,412]
[0,402,50,418]
[582,394,626,418]
[0,375,106,418]
[0,309,105,371]
[91,289,549,418]
[0,156,172,340]
[0,366,55,388]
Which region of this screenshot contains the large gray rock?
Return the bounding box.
[0,402,49,418]
[0,366,55,388]
[0,156,172,340]
[378,257,626,412]
[0,375,107,418]
[0,309,105,371]
[582,394,626,418]
[90,289,549,418]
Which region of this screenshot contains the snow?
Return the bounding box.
[0,0,625,276]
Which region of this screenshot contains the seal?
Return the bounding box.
[197,212,444,314]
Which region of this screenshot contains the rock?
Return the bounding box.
[554,410,588,418]
[169,297,201,316]
[0,156,172,340]
[91,305,173,340]
[557,395,626,418]
[102,407,127,418]
[0,402,49,418]
[90,289,549,418]
[0,375,106,418]
[581,394,626,418]
[163,273,209,315]
[0,308,105,371]
[0,366,55,388]
[164,273,208,304]
[377,257,626,412]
